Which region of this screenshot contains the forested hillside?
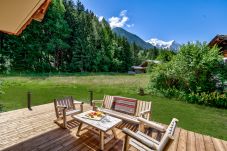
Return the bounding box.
[112,27,154,49]
[0,0,149,73]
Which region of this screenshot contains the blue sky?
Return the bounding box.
[80,0,227,44]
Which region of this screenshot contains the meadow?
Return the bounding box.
[0,73,227,140]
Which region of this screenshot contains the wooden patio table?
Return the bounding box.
[73,110,122,150]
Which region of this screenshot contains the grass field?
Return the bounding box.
[0,73,227,140]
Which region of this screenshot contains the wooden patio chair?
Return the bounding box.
[123,118,178,151]
[54,96,84,128]
[93,95,152,124]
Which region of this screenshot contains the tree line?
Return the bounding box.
[0,0,174,74]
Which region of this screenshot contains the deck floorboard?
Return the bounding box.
[0,103,226,151]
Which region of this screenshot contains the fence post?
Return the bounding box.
[27,91,32,110]
[88,90,93,106]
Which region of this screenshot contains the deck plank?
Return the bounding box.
[221,140,227,151]
[186,131,196,151]
[0,103,227,151]
[212,138,226,151]
[177,128,187,151]
[195,133,206,151]
[166,128,181,151]
[203,135,215,151]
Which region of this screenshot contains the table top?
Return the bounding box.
[73,110,122,132]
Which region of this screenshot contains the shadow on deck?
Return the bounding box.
[3,119,138,151]
[0,103,227,151]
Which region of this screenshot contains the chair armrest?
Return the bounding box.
[139,110,151,116]
[73,100,84,104]
[138,117,166,132]
[92,100,104,104]
[122,128,158,150]
[73,100,84,112]
[56,105,67,114]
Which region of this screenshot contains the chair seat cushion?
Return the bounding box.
[113,96,137,115]
[102,109,139,124]
[66,109,81,116]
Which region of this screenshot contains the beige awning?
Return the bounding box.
[0,0,51,35]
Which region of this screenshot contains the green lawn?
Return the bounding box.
[0,74,227,140]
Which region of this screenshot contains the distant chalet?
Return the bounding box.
[209,35,227,62]
[131,60,161,74]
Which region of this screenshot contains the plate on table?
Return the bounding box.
[83,111,106,121]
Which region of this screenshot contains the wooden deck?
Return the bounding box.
[0,103,227,151]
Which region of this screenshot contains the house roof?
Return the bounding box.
[131,66,146,70]
[0,0,51,35]
[139,60,161,67]
[131,60,161,70]
[208,35,227,47]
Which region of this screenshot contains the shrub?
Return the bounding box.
[0,80,4,94]
[146,62,158,73]
[0,80,4,112]
[186,92,227,108]
[156,50,175,62]
[148,42,227,108]
[0,104,4,112]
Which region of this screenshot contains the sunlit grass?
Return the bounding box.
[0,74,226,140]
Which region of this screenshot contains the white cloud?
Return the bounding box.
[127,24,134,28]
[120,10,127,17]
[98,16,104,22]
[109,10,133,29]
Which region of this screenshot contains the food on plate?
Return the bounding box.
[86,111,105,119]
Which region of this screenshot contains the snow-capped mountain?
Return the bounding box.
[112,27,181,51]
[147,38,181,51]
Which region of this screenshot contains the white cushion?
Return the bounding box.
[102,109,139,124]
[66,109,81,116]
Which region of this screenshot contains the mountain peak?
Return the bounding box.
[112,28,181,51]
[147,38,180,51]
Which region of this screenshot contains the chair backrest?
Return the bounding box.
[112,96,138,115]
[103,95,151,118]
[135,100,152,119]
[54,96,74,117]
[103,95,114,109]
[157,118,178,151]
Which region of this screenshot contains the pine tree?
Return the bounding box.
[0,0,142,73]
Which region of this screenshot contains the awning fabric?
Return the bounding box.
[0,0,51,35]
